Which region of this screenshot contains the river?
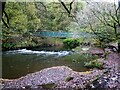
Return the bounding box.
[2,46,89,79]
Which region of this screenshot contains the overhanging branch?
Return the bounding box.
[58,0,75,15]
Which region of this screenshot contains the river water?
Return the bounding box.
[2,47,89,79]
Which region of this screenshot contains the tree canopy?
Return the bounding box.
[1,0,120,52]
[1,1,83,50]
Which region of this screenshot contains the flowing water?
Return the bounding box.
[2,47,89,79]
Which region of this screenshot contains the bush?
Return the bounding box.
[84,60,103,69]
[63,38,80,49]
[2,42,16,49]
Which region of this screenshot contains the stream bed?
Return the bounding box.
[2,47,89,79]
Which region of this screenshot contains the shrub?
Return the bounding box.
[2,42,16,49]
[63,38,80,49]
[84,60,103,69]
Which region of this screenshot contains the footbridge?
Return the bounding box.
[34,31,93,38]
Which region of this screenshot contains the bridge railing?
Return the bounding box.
[34,31,94,38]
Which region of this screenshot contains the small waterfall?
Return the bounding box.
[6,49,70,56]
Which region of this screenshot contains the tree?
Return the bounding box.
[91,1,120,52]
[77,1,120,52]
[2,2,41,49]
[35,2,74,31]
[35,1,83,31]
[1,1,85,49]
[1,1,9,28]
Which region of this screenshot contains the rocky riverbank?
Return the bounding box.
[87,53,120,89]
[1,52,120,89]
[1,66,104,89]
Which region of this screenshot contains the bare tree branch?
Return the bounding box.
[70,0,75,13]
[58,0,71,14]
[89,23,101,39]
[113,1,120,25]
[91,9,115,28]
[2,2,9,28]
[58,0,75,16]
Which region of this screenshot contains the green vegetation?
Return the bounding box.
[84,59,104,69]
[2,1,120,89]
[1,1,120,52]
[2,2,41,50]
[79,2,120,52]
[40,37,64,46]
[63,38,80,49]
[2,1,83,50]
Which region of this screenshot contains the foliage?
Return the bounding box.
[1,1,87,50]
[2,42,16,49]
[2,2,41,49]
[36,1,84,31]
[84,59,104,69]
[36,2,73,31]
[63,38,80,49]
[76,1,120,51]
[88,2,120,51]
[41,37,63,46]
[3,2,41,33]
[2,1,84,50]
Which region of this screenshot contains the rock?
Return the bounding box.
[2,66,103,89]
[65,76,74,82]
[88,53,120,89]
[89,48,104,55]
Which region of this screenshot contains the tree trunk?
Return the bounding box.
[118,42,120,53]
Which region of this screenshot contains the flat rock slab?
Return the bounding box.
[89,48,104,55]
[2,66,103,89]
